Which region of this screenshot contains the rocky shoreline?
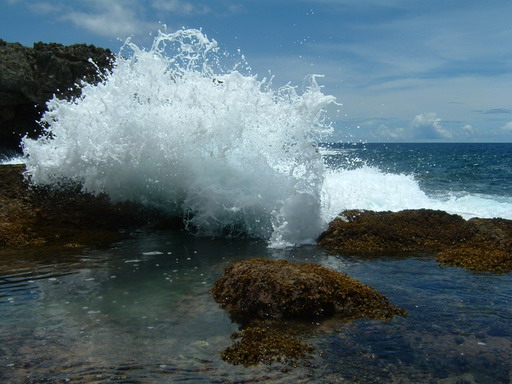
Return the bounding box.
[2,163,511,273]
[0,164,148,249]
[2,162,511,368]
[318,209,512,273]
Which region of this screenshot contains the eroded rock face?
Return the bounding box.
[318,209,512,273]
[211,258,406,322]
[0,39,113,150]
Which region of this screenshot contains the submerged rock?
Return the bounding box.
[318,209,512,273]
[0,164,148,249]
[211,258,406,322]
[221,326,315,367]
[0,39,113,150]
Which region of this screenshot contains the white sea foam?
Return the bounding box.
[21,29,335,248]
[321,165,512,222]
[0,155,24,165]
[19,29,511,248]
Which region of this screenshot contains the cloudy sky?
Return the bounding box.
[1,0,511,142]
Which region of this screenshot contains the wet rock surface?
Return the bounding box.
[211,258,406,322]
[437,218,512,273]
[211,258,406,367]
[0,39,113,150]
[318,209,512,273]
[0,164,148,249]
[317,209,468,253]
[221,326,315,367]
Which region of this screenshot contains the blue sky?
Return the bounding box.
[1,0,512,142]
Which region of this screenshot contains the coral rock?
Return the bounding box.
[210,258,406,322]
[318,209,512,273]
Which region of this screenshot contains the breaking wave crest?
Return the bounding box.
[22,29,336,248]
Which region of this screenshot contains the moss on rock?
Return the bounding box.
[318,209,512,273]
[221,326,315,367]
[0,164,148,249]
[212,258,406,367]
[436,218,512,273]
[317,209,467,253]
[211,258,406,322]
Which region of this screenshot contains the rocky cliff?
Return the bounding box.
[0,39,113,150]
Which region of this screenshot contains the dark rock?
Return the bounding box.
[318,209,512,273]
[210,258,406,322]
[0,39,113,150]
[0,164,147,249]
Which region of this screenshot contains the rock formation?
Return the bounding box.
[318,209,512,273]
[0,164,146,248]
[0,39,113,150]
[211,258,406,366]
[211,258,406,322]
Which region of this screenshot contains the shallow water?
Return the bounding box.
[1,230,511,383]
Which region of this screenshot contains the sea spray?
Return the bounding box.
[22,29,336,247]
[320,165,512,222]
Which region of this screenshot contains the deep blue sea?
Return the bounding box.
[322,142,512,198]
[1,141,512,383]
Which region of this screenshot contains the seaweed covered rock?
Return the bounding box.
[211,258,406,322]
[0,164,148,248]
[221,326,315,367]
[437,218,512,273]
[318,209,467,253]
[318,209,512,273]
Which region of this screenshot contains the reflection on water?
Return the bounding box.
[1,231,511,383]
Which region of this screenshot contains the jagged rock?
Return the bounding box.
[210,258,406,322]
[0,39,113,150]
[318,209,512,273]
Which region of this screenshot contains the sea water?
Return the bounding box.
[2,29,512,383]
[1,232,511,383]
[320,142,512,221]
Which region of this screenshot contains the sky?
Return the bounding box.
[1,0,512,142]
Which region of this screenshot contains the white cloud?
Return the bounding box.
[500,121,512,132]
[377,124,406,140]
[61,1,148,38]
[461,124,478,136]
[410,113,452,140]
[151,0,210,15]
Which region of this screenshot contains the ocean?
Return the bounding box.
[1,29,512,383]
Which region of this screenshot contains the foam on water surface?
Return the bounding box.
[321,165,512,222]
